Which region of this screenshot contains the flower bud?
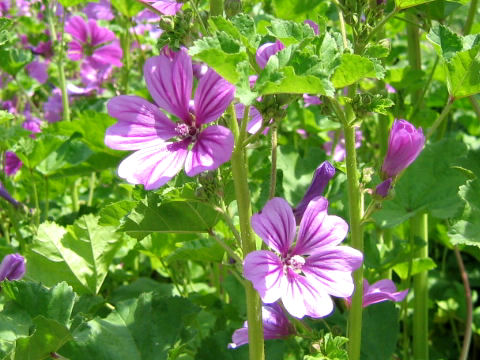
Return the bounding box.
[0,253,26,281]
[381,119,425,178]
[375,178,392,198]
[224,0,242,18]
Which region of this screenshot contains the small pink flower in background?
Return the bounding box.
[141,0,183,15]
[346,279,408,308]
[293,161,335,224]
[4,151,23,176]
[84,0,114,21]
[256,40,285,69]
[65,16,123,69]
[303,94,322,107]
[382,119,425,178]
[243,197,363,319]
[0,253,26,281]
[229,303,295,348]
[26,60,48,84]
[43,88,64,123]
[296,129,308,139]
[105,48,235,190]
[386,84,396,94]
[32,40,54,59]
[22,111,42,138]
[323,129,363,162]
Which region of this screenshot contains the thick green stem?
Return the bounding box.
[463,0,478,36]
[88,172,96,207]
[344,122,364,360]
[210,0,223,16]
[412,213,429,360]
[268,125,278,199]
[227,105,265,360]
[47,2,70,122]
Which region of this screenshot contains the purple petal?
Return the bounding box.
[235,104,265,135]
[88,19,116,46]
[90,43,123,68]
[362,279,408,307]
[251,197,296,256]
[304,20,319,35]
[4,151,22,176]
[26,60,48,84]
[243,250,286,304]
[65,16,89,43]
[293,162,335,224]
[144,49,193,122]
[117,140,188,190]
[84,0,114,21]
[0,253,26,281]
[194,69,235,126]
[106,95,177,151]
[67,40,85,61]
[256,40,285,69]
[282,269,334,318]
[184,125,234,177]
[375,178,393,198]
[303,246,363,298]
[147,0,183,15]
[294,197,348,255]
[229,327,249,349]
[0,181,20,207]
[303,94,322,107]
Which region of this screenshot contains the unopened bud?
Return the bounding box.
[224,0,242,18]
[0,253,26,281]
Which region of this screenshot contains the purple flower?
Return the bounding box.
[141,0,183,15]
[4,151,22,176]
[244,197,363,319]
[65,16,123,69]
[347,279,408,307]
[84,0,114,21]
[32,41,53,58]
[105,49,235,190]
[375,178,392,198]
[323,129,363,162]
[304,20,319,35]
[229,303,295,348]
[43,88,64,123]
[381,119,425,178]
[303,94,322,107]
[386,84,396,94]
[26,60,48,84]
[256,40,285,69]
[0,253,26,281]
[293,161,335,224]
[22,111,42,138]
[0,181,20,207]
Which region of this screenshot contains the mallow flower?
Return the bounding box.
[0,253,26,281]
[381,119,425,178]
[65,16,123,69]
[293,161,335,223]
[4,151,22,176]
[229,303,295,349]
[347,279,408,308]
[105,48,235,190]
[140,0,183,15]
[244,197,363,319]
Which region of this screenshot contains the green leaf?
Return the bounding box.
[331,54,378,88]
[272,0,324,21]
[427,24,463,60]
[98,200,137,228]
[120,190,221,239]
[110,0,143,16]
[373,137,468,228]
[367,95,395,115]
[62,294,200,360]
[13,134,64,169]
[0,304,32,358]
[393,257,437,279]
[15,316,73,360]
[0,18,13,46]
[444,47,480,98]
[0,47,32,76]
[395,0,435,9]
[449,179,480,248]
[26,215,124,294]
[166,236,225,263]
[361,302,399,360]
[0,110,14,123]
[267,19,315,45]
[2,281,76,326]
[189,32,249,83]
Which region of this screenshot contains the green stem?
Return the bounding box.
[468,96,480,120]
[190,0,209,36]
[364,7,399,45]
[47,3,70,122]
[44,176,49,219]
[268,124,278,199]
[14,78,42,117]
[406,12,422,103]
[378,115,389,158]
[463,0,478,36]
[344,121,365,360]
[121,16,132,94]
[210,0,223,16]
[70,180,79,213]
[87,172,96,207]
[30,168,40,229]
[209,231,243,264]
[382,228,393,279]
[426,97,455,139]
[412,213,429,360]
[454,246,473,360]
[227,105,265,360]
[411,56,439,118]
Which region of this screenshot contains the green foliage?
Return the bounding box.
[427,24,480,98]
[58,0,90,6]
[26,215,124,294]
[110,0,143,16]
[272,0,324,21]
[0,48,32,76]
[395,0,435,8]
[332,54,379,88]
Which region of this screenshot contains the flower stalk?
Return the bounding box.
[227,104,265,360]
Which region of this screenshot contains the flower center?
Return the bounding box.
[284,255,305,274]
[175,123,199,141]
